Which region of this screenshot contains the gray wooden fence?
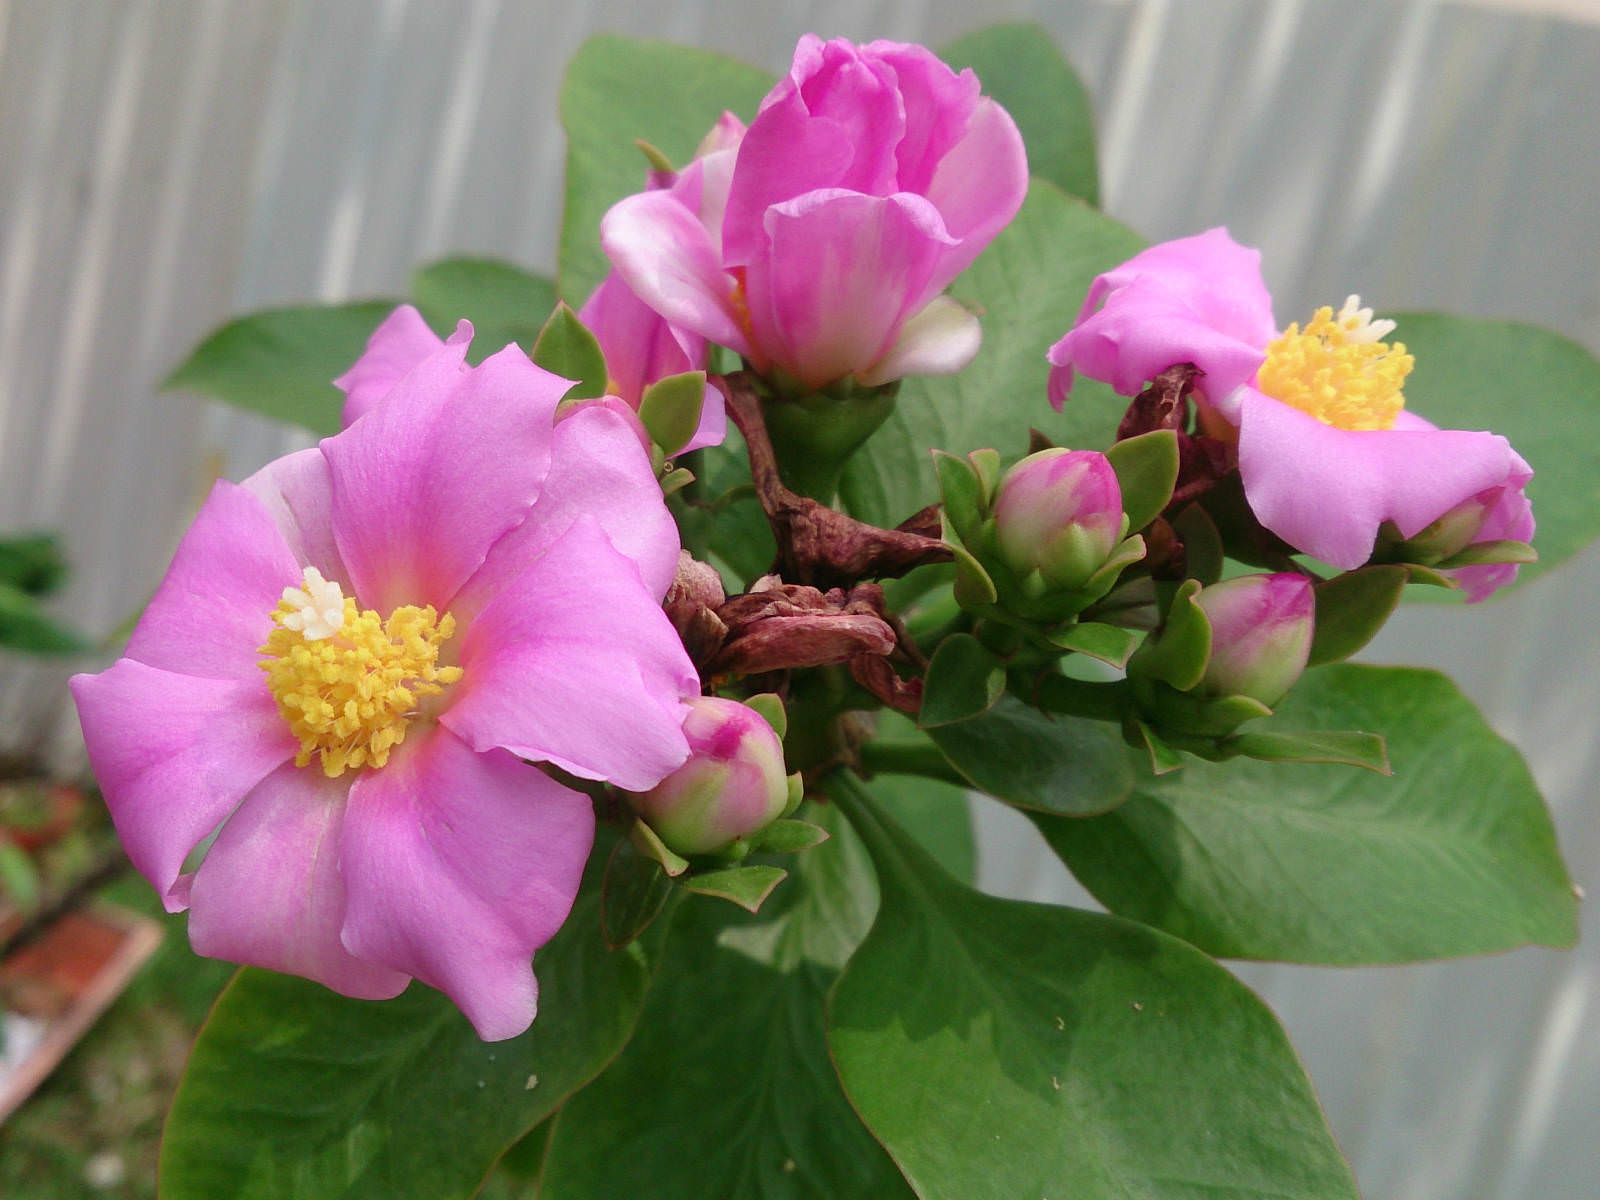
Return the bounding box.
[1,1,1596,1194]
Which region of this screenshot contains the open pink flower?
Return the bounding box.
[1048,229,1534,597]
[72,323,696,1040]
[600,35,1028,392]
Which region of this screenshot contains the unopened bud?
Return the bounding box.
[992,449,1124,590]
[1194,573,1314,706]
[631,696,790,856]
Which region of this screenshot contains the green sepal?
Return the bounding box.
[1133,720,1185,775]
[629,817,690,877]
[1225,729,1392,774]
[933,449,988,547]
[967,447,1002,501]
[782,772,805,817]
[748,818,831,854]
[532,302,608,400]
[600,837,675,949]
[1047,621,1143,669]
[1105,429,1179,532]
[1076,534,1147,606]
[1434,539,1538,569]
[658,467,695,497]
[1128,579,1211,692]
[949,538,999,608]
[1402,562,1462,589]
[1169,503,1224,585]
[920,633,1006,728]
[681,865,788,913]
[634,137,675,174]
[638,370,707,454]
[1308,565,1408,667]
[1132,675,1274,738]
[743,692,788,739]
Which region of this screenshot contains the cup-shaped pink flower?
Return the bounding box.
[992,448,1124,590]
[599,36,1028,392]
[71,323,697,1041]
[1046,229,1535,597]
[630,696,790,856]
[1193,573,1315,706]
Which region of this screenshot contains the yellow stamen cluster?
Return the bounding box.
[1256,297,1414,431]
[259,589,462,777]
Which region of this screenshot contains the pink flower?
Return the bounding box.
[72,324,697,1040]
[599,35,1028,392]
[1193,573,1314,706]
[1047,229,1534,597]
[991,448,1124,590]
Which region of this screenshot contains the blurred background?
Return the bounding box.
[0,0,1596,1195]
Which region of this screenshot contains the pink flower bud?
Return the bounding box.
[632,696,790,856]
[992,449,1124,589]
[1194,573,1315,706]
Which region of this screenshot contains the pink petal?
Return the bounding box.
[680,381,727,453]
[1444,447,1536,602]
[188,763,409,1000]
[599,190,751,356]
[443,517,695,792]
[1236,389,1524,569]
[864,40,980,194]
[578,270,705,409]
[334,305,459,427]
[745,189,956,390]
[124,480,302,681]
[339,728,594,1041]
[69,660,296,910]
[323,340,565,613]
[240,447,350,589]
[450,404,682,623]
[857,294,981,386]
[1048,228,1277,411]
[923,96,1027,285]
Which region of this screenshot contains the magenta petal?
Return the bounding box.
[746,189,955,389]
[339,729,594,1041]
[1236,390,1524,569]
[450,404,682,622]
[680,380,727,453]
[444,517,695,792]
[188,764,409,999]
[323,340,565,613]
[600,191,751,356]
[241,447,350,589]
[69,660,296,910]
[334,305,452,427]
[923,97,1027,284]
[124,481,302,680]
[865,40,980,193]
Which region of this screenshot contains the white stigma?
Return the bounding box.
[279,566,346,641]
[1335,294,1397,344]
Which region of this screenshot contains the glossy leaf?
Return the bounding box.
[1308,565,1408,667]
[1038,664,1577,963]
[165,301,398,436]
[558,35,775,304]
[1104,429,1178,532]
[531,302,608,400]
[841,182,1145,528]
[410,257,556,362]
[826,776,1359,1200]
[601,837,676,950]
[681,864,787,913]
[159,887,660,1200]
[940,23,1100,205]
[1048,620,1143,668]
[919,633,1005,728]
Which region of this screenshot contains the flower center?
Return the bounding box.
[259,568,463,777]
[1256,295,1413,431]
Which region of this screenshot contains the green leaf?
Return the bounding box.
[932,449,986,546]
[1047,620,1143,668]
[840,182,1144,528]
[825,775,1359,1200]
[925,693,1134,815]
[919,633,1005,728]
[637,370,707,453]
[558,36,775,304]
[158,885,660,1200]
[1134,720,1185,776]
[0,533,68,595]
[940,23,1100,205]
[1104,429,1178,532]
[165,301,399,436]
[410,257,556,362]
[1226,728,1391,773]
[0,581,89,655]
[1127,579,1210,692]
[601,837,676,950]
[862,772,977,887]
[538,894,912,1199]
[681,864,787,913]
[1394,313,1600,590]
[1037,663,1577,963]
[531,302,609,400]
[1308,565,1408,667]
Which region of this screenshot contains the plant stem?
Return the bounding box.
[857,739,967,787]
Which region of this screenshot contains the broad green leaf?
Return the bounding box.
[1394,313,1600,589]
[862,772,976,886]
[558,35,775,304]
[0,581,89,654]
[600,837,675,950]
[0,533,68,595]
[1308,565,1408,666]
[840,182,1144,528]
[919,633,1004,728]
[410,257,555,362]
[530,302,608,400]
[165,302,398,436]
[940,24,1100,205]
[681,864,787,913]
[159,886,659,1200]
[538,897,912,1200]
[1226,728,1391,773]
[925,693,1134,815]
[1048,620,1142,668]
[1104,429,1178,532]
[1037,663,1577,963]
[825,776,1359,1200]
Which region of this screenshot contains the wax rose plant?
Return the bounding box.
[74,25,1594,1200]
